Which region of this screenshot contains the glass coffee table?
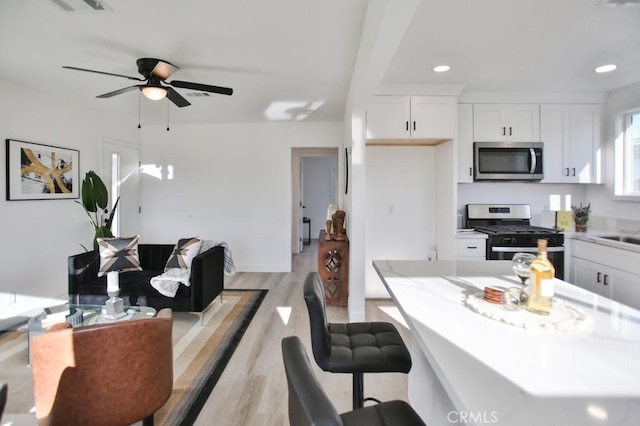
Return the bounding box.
[27,304,156,364]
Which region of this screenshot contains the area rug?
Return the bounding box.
[0,289,267,426]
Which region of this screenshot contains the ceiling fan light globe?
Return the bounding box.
[141,86,167,100]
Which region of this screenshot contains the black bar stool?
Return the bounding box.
[282,336,425,426]
[303,272,412,409]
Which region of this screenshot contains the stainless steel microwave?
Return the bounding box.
[473,142,543,181]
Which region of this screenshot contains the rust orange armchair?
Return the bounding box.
[30,308,173,426]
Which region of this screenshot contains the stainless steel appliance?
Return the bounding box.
[465,204,564,279]
[474,142,543,181]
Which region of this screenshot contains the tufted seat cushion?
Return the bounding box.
[326,322,412,373]
[341,400,425,426]
[303,272,412,409]
[282,336,425,426]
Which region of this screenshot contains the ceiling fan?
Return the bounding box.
[63,58,233,108]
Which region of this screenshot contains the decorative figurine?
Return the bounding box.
[332,210,346,241]
[325,220,333,240]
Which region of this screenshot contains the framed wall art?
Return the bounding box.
[5,139,80,200]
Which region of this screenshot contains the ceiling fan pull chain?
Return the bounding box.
[137,92,142,129]
[166,98,171,131]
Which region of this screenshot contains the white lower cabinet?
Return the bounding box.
[456,237,486,260]
[570,239,640,310]
[570,257,613,299]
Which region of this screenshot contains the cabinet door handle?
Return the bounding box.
[413,121,416,131]
[509,127,512,136]
[597,272,601,283]
[469,167,472,176]
[604,275,609,286]
[467,246,477,249]
[502,127,506,136]
[566,168,570,176]
[572,168,576,176]
[406,121,409,132]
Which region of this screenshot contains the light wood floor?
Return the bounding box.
[194,241,410,425]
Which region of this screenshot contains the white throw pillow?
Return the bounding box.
[96,235,142,276]
[164,236,202,271]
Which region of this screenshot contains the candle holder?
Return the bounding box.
[104,271,126,320]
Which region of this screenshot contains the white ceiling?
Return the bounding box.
[1,0,639,127]
[384,0,640,93]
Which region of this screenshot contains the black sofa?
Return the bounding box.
[68,244,224,312]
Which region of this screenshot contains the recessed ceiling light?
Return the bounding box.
[433,65,450,73]
[595,64,617,73]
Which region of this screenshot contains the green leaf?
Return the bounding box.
[93,226,114,250]
[91,172,109,210]
[105,196,120,231]
[81,173,97,213]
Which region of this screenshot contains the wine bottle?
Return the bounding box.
[527,239,555,315]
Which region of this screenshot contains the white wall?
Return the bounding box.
[0,78,139,299]
[365,145,436,297]
[586,81,640,220]
[139,122,343,272]
[303,156,338,238]
[458,182,587,225]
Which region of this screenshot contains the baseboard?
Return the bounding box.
[234,263,291,273]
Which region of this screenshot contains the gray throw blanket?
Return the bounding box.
[150,240,235,298]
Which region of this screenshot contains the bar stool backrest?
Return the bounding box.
[303,273,332,370]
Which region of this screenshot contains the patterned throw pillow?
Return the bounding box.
[97,235,142,276]
[165,236,202,271]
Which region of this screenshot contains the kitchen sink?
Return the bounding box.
[597,235,640,245]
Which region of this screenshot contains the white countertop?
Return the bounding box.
[456,230,489,239]
[373,259,640,426]
[569,230,640,254]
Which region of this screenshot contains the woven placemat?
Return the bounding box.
[465,292,593,332]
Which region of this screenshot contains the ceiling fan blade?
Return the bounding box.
[63,66,144,81]
[165,87,191,108]
[137,58,179,80]
[169,80,233,96]
[96,85,142,98]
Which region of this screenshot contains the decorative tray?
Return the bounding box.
[465,292,593,332]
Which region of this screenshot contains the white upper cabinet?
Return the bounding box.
[473,104,540,142]
[457,104,473,183]
[366,96,455,141]
[366,96,411,139]
[540,104,601,183]
[410,96,456,139]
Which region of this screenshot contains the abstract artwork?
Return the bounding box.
[5,139,79,200]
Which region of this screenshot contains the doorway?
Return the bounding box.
[291,148,339,254]
[101,138,141,238]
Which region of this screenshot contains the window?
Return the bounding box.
[615,109,640,197]
[111,152,120,236]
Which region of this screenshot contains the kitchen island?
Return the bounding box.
[373,260,640,426]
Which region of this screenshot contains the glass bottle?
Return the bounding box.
[527,239,555,315]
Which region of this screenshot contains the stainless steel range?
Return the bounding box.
[465,204,565,279]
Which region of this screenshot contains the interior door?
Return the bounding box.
[101,140,141,238]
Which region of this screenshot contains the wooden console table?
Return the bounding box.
[317,230,349,306]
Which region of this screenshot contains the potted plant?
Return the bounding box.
[571,202,591,233]
[77,171,119,250]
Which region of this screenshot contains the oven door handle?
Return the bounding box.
[529,148,537,174]
[491,246,564,253]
